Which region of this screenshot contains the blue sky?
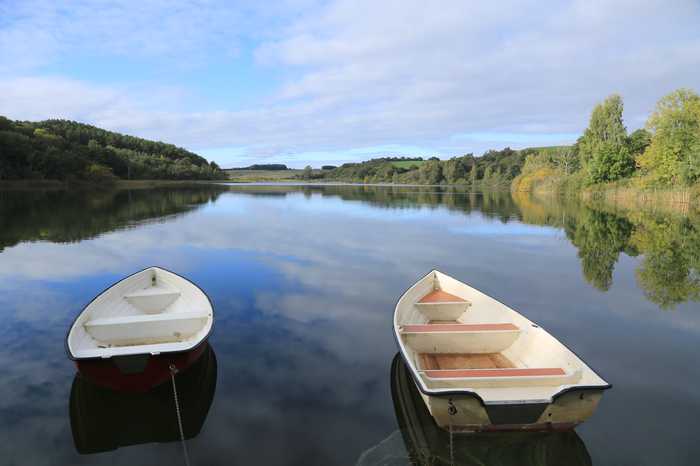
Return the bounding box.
[1,0,699,168]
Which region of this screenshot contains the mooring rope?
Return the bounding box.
[170,364,192,466]
[447,399,457,466]
[449,421,454,466]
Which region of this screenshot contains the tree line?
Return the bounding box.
[0,117,226,182]
[301,88,698,191]
[513,88,700,192]
[312,151,530,186]
[0,186,226,252]
[227,164,289,171]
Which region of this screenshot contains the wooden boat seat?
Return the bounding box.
[425,368,566,378]
[401,323,520,354]
[401,323,518,333]
[84,311,209,346]
[419,353,515,370]
[419,290,466,303]
[421,367,579,388]
[124,286,180,314]
[415,290,471,321]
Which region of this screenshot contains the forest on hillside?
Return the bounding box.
[0,117,226,182]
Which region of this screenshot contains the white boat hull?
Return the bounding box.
[418,386,604,431]
[394,270,610,431]
[66,267,214,391]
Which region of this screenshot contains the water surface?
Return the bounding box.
[0,185,698,465]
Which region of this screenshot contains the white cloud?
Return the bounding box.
[0,0,249,71]
[1,0,699,164]
[0,77,130,122]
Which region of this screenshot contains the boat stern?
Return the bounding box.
[421,387,606,432]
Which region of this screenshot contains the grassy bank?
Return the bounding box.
[512,170,699,215]
[581,182,699,215]
[515,179,698,218]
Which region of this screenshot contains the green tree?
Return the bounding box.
[0,116,11,131]
[482,166,493,184]
[83,163,117,183]
[470,162,478,186]
[637,88,700,185]
[376,163,396,181]
[627,128,652,156]
[578,94,633,183]
[419,159,443,184]
[302,165,313,180]
[443,157,468,184]
[587,141,633,182]
[556,147,580,175]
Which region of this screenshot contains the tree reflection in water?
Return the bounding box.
[0,186,226,252]
[513,191,700,309]
[1,184,697,309]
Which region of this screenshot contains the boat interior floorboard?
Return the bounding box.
[419,353,515,370]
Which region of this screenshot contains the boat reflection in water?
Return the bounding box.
[69,343,217,454]
[390,354,592,466]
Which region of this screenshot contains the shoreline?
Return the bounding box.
[2,178,697,217]
[0,179,225,190]
[0,178,506,190]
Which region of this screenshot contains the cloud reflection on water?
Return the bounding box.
[0,186,698,465]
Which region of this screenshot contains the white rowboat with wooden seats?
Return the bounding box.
[393,270,610,431]
[66,267,213,391]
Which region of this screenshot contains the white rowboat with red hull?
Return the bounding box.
[394,270,610,431]
[66,267,213,391]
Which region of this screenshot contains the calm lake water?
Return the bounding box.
[1,184,698,466]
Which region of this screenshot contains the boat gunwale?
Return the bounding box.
[392,269,612,405]
[65,266,215,361]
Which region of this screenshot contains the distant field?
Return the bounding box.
[225,169,328,182]
[525,145,572,154]
[390,160,425,169]
[225,169,300,181]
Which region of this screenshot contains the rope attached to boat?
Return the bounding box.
[170,364,192,466]
[447,399,457,466]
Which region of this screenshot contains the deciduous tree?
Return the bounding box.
[637,88,700,185]
[578,94,633,183]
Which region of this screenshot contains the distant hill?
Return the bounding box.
[226,164,289,171]
[0,116,226,182]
